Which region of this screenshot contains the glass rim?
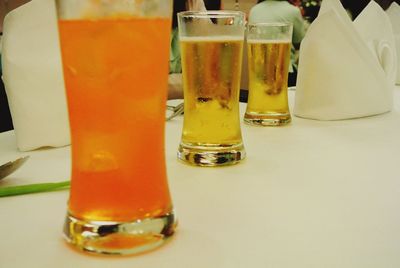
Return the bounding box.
[247,22,293,28]
[178,10,245,19]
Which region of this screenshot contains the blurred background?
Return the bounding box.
[1,0,30,132]
[0,0,399,132]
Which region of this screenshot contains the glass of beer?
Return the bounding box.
[56,0,176,255]
[177,11,246,167]
[244,23,293,126]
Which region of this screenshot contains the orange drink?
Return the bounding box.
[56,0,175,256]
[59,18,172,222]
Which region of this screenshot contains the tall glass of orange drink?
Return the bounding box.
[177,11,246,166]
[55,0,176,255]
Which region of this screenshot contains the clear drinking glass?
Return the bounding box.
[55,0,176,255]
[244,22,293,126]
[177,11,246,166]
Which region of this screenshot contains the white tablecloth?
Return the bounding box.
[1,89,400,268]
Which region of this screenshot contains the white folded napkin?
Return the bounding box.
[386,2,400,85]
[353,1,397,85]
[294,0,396,120]
[1,0,70,151]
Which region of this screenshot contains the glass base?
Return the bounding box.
[63,211,176,255]
[244,112,291,126]
[177,142,245,167]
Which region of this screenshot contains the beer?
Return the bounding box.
[244,39,291,125]
[177,11,246,166]
[180,36,243,146]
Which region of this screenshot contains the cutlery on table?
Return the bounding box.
[0,156,70,197]
[0,156,29,181]
[166,102,184,121]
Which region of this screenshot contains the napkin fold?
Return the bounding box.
[353,1,397,85]
[386,2,400,85]
[1,0,70,151]
[294,0,396,120]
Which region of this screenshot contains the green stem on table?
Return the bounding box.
[0,180,70,197]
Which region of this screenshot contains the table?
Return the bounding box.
[1,89,400,268]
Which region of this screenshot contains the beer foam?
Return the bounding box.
[180,36,244,42]
[246,39,291,44]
